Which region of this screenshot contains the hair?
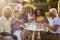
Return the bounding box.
[34,8,45,17]
[2,6,12,16]
[49,8,57,14]
[13,9,22,19]
[13,10,19,15]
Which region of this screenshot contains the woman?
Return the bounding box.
[44,8,60,40]
[34,8,49,40]
[35,8,49,26]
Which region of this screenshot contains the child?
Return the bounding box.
[13,19,25,40]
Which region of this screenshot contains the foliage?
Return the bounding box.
[50,2,58,9]
[25,0,58,12]
[32,2,49,12]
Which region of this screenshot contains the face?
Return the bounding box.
[49,12,55,17]
[14,12,20,18]
[4,9,12,19]
[37,10,41,16]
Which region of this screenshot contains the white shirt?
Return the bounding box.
[0,16,11,33]
[49,17,60,34]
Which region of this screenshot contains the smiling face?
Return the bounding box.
[37,10,41,16]
[49,12,56,17]
[4,8,12,19]
[49,8,57,18]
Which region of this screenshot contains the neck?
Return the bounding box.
[52,16,56,19]
[5,16,9,20]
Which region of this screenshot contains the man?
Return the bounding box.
[0,6,12,33]
[44,8,60,40]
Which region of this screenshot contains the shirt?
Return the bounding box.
[11,17,19,33]
[0,16,11,33]
[49,17,60,34]
[21,14,28,22]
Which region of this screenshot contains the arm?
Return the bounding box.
[44,23,59,32]
[50,25,59,31]
[44,17,49,23]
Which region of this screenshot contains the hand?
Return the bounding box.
[44,22,49,27]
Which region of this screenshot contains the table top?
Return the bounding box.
[24,23,49,32]
[24,27,45,31]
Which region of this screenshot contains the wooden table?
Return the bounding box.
[24,27,45,40]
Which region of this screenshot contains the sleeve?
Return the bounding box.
[53,19,60,26]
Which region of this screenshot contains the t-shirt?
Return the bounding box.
[49,17,60,34]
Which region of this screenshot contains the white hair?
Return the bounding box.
[49,8,57,14]
[2,6,12,15]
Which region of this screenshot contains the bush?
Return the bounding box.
[32,3,49,12]
[50,2,58,9]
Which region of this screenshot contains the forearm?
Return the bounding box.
[44,23,59,31]
[49,25,59,31]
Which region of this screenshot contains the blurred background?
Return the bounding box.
[0,0,59,17]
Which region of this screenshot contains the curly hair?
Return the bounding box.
[34,8,45,17]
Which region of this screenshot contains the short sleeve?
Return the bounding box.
[53,18,60,25]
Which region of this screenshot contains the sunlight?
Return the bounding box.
[24,0,28,2]
[0,0,4,1]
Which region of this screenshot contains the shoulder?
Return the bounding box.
[0,16,5,21]
[53,17,60,24]
[0,16,6,23]
[54,17,59,21]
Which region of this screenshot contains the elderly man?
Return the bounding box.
[43,8,60,40]
[0,6,12,33]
